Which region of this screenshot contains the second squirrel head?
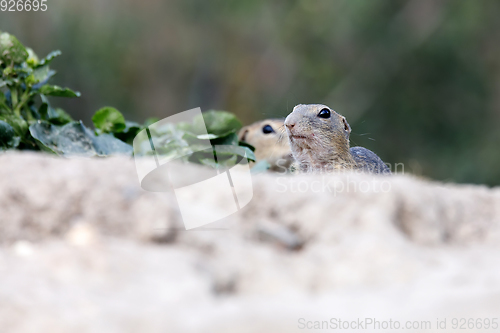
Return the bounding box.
[238,119,292,170]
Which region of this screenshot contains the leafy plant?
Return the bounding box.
[130,110,256,169]
[0,31,131,156]
[0,31,254,167]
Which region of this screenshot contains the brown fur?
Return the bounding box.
[238,119,293,171]
[284,104,390,174]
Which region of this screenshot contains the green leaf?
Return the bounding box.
[91,133,133,156]
[214,145,256,161]
[92,107,126,133]
[210,132,239,146]
[28,104,40,120]
[29,121,133,157]
[238,140,256,152]
[0,32,28,64]
[124,120,141,130]
[176,121,193,133]
[38,99,49,119]
[0,120,20,149]
[26,47,39,67]
[48,108,73,125]
[154,142,193,162]
[0,90,8,113]
[199,158,218,168]
[35,50,61,68]
[0,114,28,137]
[37,95,71,124]
[39,85,81,98]
[25,74,37,86]
[192,110,242,136]
[114,121,141,144]
[29,121,96,156]
[32,66,56,85]
[221,154,238,167]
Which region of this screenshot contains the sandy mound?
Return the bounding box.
[0,152,499,332]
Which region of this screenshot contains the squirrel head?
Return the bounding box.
[238,119,292,168]
[284,104,353,168]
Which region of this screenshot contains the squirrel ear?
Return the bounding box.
[342,117,351,134]
[239,127,249,141]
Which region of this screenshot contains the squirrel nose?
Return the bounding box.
[285,122,295,130]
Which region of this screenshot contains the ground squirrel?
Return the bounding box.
[239,119,293,171]
[284,104,390,174]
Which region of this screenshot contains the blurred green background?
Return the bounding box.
[2,0,500,185]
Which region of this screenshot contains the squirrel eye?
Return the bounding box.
[262,124,274,134]
[318,108,331,119]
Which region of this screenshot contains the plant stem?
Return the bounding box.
[11,88,18,106]
[13,89,30,117]
[0,100,10,113]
